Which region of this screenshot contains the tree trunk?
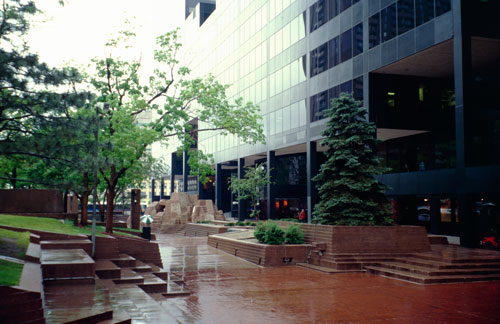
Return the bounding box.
[106,185,116,233]
[80,194,89,226]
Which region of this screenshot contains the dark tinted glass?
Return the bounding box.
[328,37,339,68]
[353,23,363,56]
[381,3,397,42]
[340,80,353,94]
[398,0,414,35]
[310,94,318,120]
[340,29,352,62]
[310,3,317,33]
[353,76,363,101]
[369,13,380,49]
[310,42,328,77]
[311,90,329,121]
[435,0,451,17]
[352,0,360,3]
[415,0,434,26]
[328,0,339,19]
[340,0,351,12]
[329,86,340,102]
[311,0,327,32]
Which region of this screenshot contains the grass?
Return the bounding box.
[0,260,23,286]
[0,214,137,238]
[0,228,30,259]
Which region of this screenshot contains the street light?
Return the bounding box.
[91,102,109,257]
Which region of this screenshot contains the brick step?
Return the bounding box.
[296,263,364,273]
[25,243,41,263]
[138,274,168,293]
[40,249,95,282]
[0,290,40,307]
[373,261,500,277]
[57,309,113,324]
[29,233,41,244]
[40,239,92,256]
[131,260,153,273]
[95,260,121,279]
[112,269,144,285]
[365,265,500,284]
[110,254,136,268]
[1,307,44,324]
[411,252,500,264]
[394,257,500,269]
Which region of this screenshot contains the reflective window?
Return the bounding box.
[283,64,291,90]
[283,24,291,50]
[291,16,299,44]
[353,23,363,57]
[291,102,299,129]
[369,13,380,49]
[415,0,434,26]
[435,0,451,17]
[340,29,352,62]
[276,108,283,134]
[340,0,351,12]
[291,60,299,86]
[328,36,339,68]
[329,86,340,102]
[340,80,352,95]
[328,0,339,20]
[353,76,363,102]
[310,42,328,77]
[299,100,307,126]
[398,0,414,35]
[300,56,307,82]
[381,3,397,42]
[270,112,276,135]
[276,68,283,95]
[270,73,276,97]
[283,105,291,132]
[310,0,327,32]
[299,12,306,39]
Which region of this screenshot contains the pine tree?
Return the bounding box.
[312,93,393,226]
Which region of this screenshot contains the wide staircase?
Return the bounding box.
[24,231,190,323]
[303,242,500,284]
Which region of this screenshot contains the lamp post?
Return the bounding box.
[92,102,109,257]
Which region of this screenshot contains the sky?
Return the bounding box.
[27,0,185,70]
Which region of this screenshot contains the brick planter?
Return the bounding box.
[184,223,228,237]
[275,222,431,253]
[208,234,309,266]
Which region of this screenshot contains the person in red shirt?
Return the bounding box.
[299,209,306,223]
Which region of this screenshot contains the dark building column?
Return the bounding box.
[306,141,318,223]
[170,152,183,194]
[266,151,276,220]
[237,158,246,221]
[131,189,141,230]
[453,0,474,247]
[429,198,440,234]
[198,178,204,199]
[183,151,190,192]
[160,178,166,199]
[215,163,223,210]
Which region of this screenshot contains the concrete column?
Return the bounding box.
[215,163,223,210]
[266,151,276,220]
[306,141,318,223]
[131,189,141,230]
[237,158,246,221]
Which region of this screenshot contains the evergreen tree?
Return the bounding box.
[312,93,393,226]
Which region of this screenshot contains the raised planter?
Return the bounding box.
[184,223,228,237]
[208,233,310,266]
[275,222,431,253]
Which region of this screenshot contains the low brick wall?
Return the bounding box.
[1,212,77,221]
[208,235,309,266]
[184,223,228,237]
[108,234,163,268]
[0,189,63,213]
[0,225,87,241]
[275,222,431,254]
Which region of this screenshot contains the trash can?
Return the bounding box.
[142,226,151,240]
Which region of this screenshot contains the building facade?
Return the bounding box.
[165,0,500,247]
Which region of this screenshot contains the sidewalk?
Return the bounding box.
[155,234,500,324]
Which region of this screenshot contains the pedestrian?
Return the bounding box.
[299,209,306,223]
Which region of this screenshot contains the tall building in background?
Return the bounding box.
[169,0,500,247]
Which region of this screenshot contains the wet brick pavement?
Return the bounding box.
[155,234,500,324]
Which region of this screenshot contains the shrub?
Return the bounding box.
[244,221,254,226]
[225,222,235,227]
[253,221,285,245]
[280,218,299,222]
[284,224,305,244]
[235,221,245,226]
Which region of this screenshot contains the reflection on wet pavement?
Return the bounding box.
[156,234,500,324]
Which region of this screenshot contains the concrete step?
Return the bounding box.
[112,269,144,285]
[132,260,153,273]
[40,239,92,256]
[365,265,500,284]
[138,274,168,294]
[411,252,500,264]
[1,307,44,324]
[29,233,41,244]
[40,249,95,282]
[95,260,121,279]
[110,254,136,268]
[394,257,500,270]
[25,243,41,263]
[296,263,364,274]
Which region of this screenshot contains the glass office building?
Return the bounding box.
[165,0,500,247]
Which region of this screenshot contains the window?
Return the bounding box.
[435,0,451,17]
[353,76,363,102]
[415,0,434,26]
[381,3,396,42]
[310,0,327,32]
[353,23,363,56]
[340,0,351,12]
[328,36,339,68]
[328,0,339,19]
[329,86,340,102]
[397,0,414,35]
[369,13,380,49]
[340,29,352,62]
[300,56,307,82]
[340,80,352,94]
[311,90,329,122]
[290,102,299,129]
[310,42,328,77]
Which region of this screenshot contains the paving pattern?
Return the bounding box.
[156,234,500,324]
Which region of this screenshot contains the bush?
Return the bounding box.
[280,218,299,223]
[235,221,245,226]
[253,221,285,245]
[244,221,254,226]
[284,224,305,244]
[225,222,235,226]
